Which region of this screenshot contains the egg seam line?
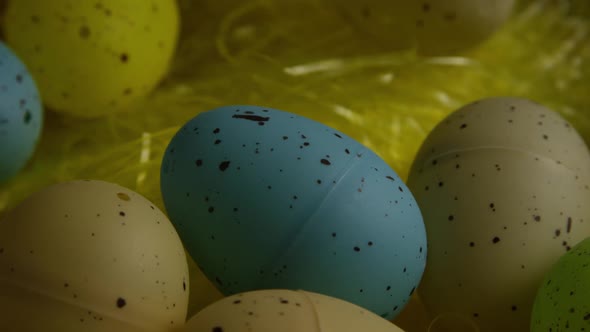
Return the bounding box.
[298,290,323,332]
[257,146,366,284]
[0,275,151,329]
[421,145,584,175]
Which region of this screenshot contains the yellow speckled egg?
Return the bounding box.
[407,97,590,332]
[2,0,179,117]
[0,180,189,331]
[181,289,405,332]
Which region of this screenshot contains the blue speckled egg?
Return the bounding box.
[161,105,427,319]
[0,41,43,183]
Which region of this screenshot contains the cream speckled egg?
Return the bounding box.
[407,97,590,332]
[182,289,405,332]
[0,180,189,331]
[329,0,515,55]
[2,0,179,117]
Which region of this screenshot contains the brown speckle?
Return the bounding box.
[117,193,130,201]
[23,111,32,124]
[219,161,230,171]
[444,12,457,21]
[116,297,126,308]
[79,25,91,39]
[361,6,371,18]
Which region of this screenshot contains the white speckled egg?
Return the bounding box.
[329,0,515,55]
[181,289,406,332]
[407,97,590,332]
[0,180,189,331]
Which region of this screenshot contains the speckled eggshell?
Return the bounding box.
[531,237,590,331]
[2,0,179,117]
[0,41,43,184]
[160,105,427,320]
[181,289,406,332]
[407,97,590,332]
[329,0,515,55]
[0,180,189,332]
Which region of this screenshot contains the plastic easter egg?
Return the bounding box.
[330,0,515,55]
[2,0,179,117]
[0,180,189,331]
[531,237,590,331]
[0,41,43,183]
[407,97,590,332]
[161,105,427,320]
[181,289,406,332]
